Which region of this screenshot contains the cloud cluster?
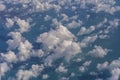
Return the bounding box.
[37,25,81,66]
[97,58,120,80]
[0,0,120,79]
[16,64,44,80]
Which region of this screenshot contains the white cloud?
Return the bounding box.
[18,40,33,61]
[77,0,120,14]
[0,3,6,11]
[88,45,109,58]
[83,61,92,67]
[1,51,17,63]
[79,61,91,73]
[37,25,81,66]
[56,63,68,73]
[97,61,109,71]
[97,58,120,80]
[42,74,49,79]
[80,35,98,48]
[66,20,82,29]
[5,18,14,28]
[16,18,30,33]
[0,63,10,77]
[7,32,22,50]
[77,26,95,36]
[108,68,120,80]
[16,64,44,80]
[32,49,44,58]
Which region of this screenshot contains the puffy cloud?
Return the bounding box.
[0,63,10,77]
[7,32,22,50]
[32,49,44,58]
[56,64,68,73]
[42,74,49,79]
[97,61,109,71]
[37,25,75,50]
[76,0,120,14]
[1,51,17,63]
[108,59,120,80]
[97,58,120,80]
[18,40,33,61]
[88,45,110,58]
[79,61,91,73]
[37,25,81,66]
[0,3,6,11]
[77,26,95,36]
[66,20,82,29]
[80,35,98,48]
[31,0,61,12]
[5,18,14,28]
[16,18,30,33]
[61,14,69,22]
[83,60,92,67]
[16,64,44,80]
[108,68,120,80]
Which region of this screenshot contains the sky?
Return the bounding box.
[0,0,120,80]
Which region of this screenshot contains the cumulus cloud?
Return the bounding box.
[66,20,82,29]
[42,74,49,79]
[0,0,120,79]
[56,63,68,73]
[37,25,81,66]
[16,18,30,33]
[1,51,17,63]
[0,3,6,11]
[16,64,44,80]
[7,32,23,50]
[80,35,98,48]
[5,18,14,28]
[0,62,10,77]
[18,40,33,61]
[76,0,120,14]
[97,61,109,71]
[88,45,110,58]
[77,26,95,36]
[79,61,91,73]
[97,58,120,80]
[108,68,120,80]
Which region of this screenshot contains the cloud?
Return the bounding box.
[77,26,95,36]
[88,45,110,58]
[97,61,109,71]
[16,64,44,80]
[108,68,120,80]
[7,32,23,50]
[1,51,17,63]
[18,40,33,61]
[0,3,6,11]
[16,18,30,33]
[76,0,120,14]
[42,74,49,79]
[0,62,10,77]
[5,18,14,28]
[56,63,68,73]
[97,58,120,80]
[66,20,82,29]
[79,61,91,72]
[80,35,98,48]
[37,25,81,66]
